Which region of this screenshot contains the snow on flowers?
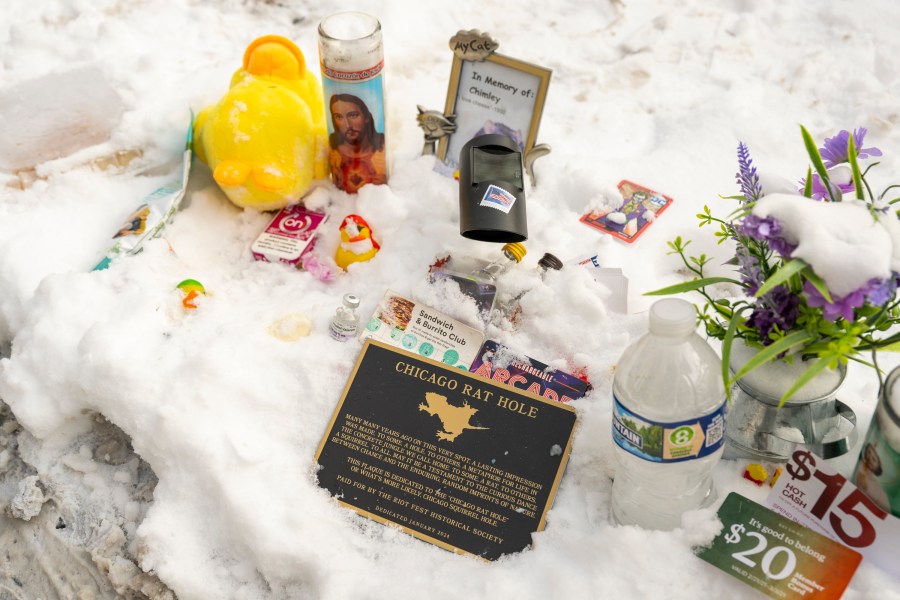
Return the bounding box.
[751,194,897,297]
[651,126,900,402]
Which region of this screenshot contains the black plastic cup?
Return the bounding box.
[458,134,527,243]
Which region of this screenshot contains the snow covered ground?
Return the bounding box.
[1,0,900,598]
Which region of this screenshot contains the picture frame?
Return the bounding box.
[436,49,551,173]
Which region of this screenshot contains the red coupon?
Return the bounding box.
[765,449,900,576]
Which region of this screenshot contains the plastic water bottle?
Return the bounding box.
[610,298,726,530]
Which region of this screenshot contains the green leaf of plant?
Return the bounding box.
[777,357,831,407]
[800,267,832,303]
[801,125,837,202]
[814,321,841,336]
[847,135,865,201]
[644,277,740,296]
[721,306,752,402]
[689,254,710,269]
[803,166,813,198]
[731,330,817,384]
[854,330,900,352]
[754,258,807,298]
[846,354,877,369]
[726,204,754,221]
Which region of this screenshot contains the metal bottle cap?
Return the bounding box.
[343,293,360,309]
[538,253,563,271]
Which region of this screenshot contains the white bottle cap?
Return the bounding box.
[648,298,696,337]
[343,293,360,309]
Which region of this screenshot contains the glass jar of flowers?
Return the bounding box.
[650,126,900,461]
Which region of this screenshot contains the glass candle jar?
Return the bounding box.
[853,365,900,517]
[318,12,388,194]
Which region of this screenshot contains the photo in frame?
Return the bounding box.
[436,50,551,175]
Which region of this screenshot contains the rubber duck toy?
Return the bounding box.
[335,214,380,270]
[192,35,328,211]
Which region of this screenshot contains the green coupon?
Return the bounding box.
[696,493,861,599]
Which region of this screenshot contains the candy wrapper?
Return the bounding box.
[93,116,193,271]
[251,205,328,268]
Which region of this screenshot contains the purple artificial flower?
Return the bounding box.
[819,127,883,169]
[735,246,764,295]
[863,275,899,307]
[767,237,797,258]
[804,173,855,201]
[737,214,797,257]
[746,285,801,344]
[738,214,782,240]
[736,142,763,204]
[804,281,866,322]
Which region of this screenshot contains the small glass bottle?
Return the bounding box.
[470,242,527,282]
[506,252,563,326]
[330,293,361,341]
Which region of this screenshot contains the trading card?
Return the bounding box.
[580,180,673,243]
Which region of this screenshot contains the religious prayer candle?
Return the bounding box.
[318,12,388,194]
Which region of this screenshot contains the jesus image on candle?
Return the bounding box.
[328,93,387,193]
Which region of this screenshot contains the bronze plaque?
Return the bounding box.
[315,340,577,560]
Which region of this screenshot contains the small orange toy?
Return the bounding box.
[177,279,206,309]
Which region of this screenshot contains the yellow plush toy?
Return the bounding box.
[193,35,328,210]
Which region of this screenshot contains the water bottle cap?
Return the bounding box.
[648,298,696,337]
[343,293,360,309]
[501,242,527,263]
